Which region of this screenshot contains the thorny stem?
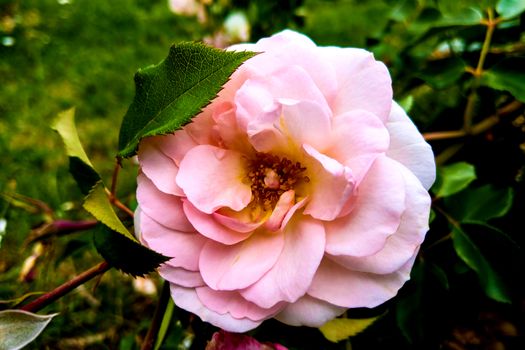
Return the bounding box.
[141,281,171,350]
[20,261,111,313]
[106,158,134,218]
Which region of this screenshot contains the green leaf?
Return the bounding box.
[417,57,467,89]
[432,162,476,197]
[496,0,525,18]
[154,299,175,350]
[68,156,101,195]
[319,315,382,342]
[83,183,136,241]
[444,185,514,222]
[117,42,256,157]
[94,224,169,277]
[481,57,525,102]
[451,224,512,303]
[0,310,57,350]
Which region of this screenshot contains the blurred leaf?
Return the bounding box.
[0,310,57,350]
[83,184,136,241]
[51,108,93,167]
[417,57,467,89]
[436,7,483,26]
[0,292,45,308]
[496,0,525,18]
[154,299,175,350]
[398,95,414,113]
[432,162,476,197]
[451,225,512,303]
[319,315,381,342]
[93,224,169,277]
[481,57,525,102]
[444,185,514,222]
[396,261,425,343]
[117,42,256,157]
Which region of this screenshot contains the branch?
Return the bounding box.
[20,261,111,313]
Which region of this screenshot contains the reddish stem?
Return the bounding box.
[20,261,111,313]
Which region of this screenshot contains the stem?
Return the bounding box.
[141,281,171,350]
[105,188,135,218]
[20,261,111,313]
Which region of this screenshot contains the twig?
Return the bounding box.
[20,261,111,313]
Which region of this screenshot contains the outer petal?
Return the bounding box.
[327,110,390,184]
[199,230,285,290]
[275,295,346,327]
[170,284,261,332]
[329,162,431,274]
[158,265,205,288]
[139,210,205,271]
[176,145,252,214]
[241,216,325,308]
[307,254,416,308]
[386,102,436,190]
[183,201,254,245]
[320,47,392,121]
[302,144,355,221]
[196,287,284,321]
[138,137,184,196]
[325,156,405,257]
[136,174,194,232]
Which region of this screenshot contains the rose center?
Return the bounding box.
[247,152,308,210]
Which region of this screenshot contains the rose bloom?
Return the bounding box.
[135,30,435,332]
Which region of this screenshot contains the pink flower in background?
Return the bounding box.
[205,330,287,350]
[135,30,435,332]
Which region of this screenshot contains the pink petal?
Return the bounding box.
[138,137,184,196]
[212,101,252,152]
[325,156,405,257]
[264,190,295,232]
[196,287,284,321]
[241,216,325,308]
[158,265,205,288]
[213,206,265,233]
[329,161,431,274]
[275,295,346,327]
[320,47,392,121]
[280,100,332,151]
[139,210,205,271]
[302,144,355,221]
[307,255,416,308]
[136,174,194,232]
[386,102,436,190]
[327,110,390,184]
[170,284,262,332]
[176,145,252,214]
[199,230,285,290]
[183,201,253,245]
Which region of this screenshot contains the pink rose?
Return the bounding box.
[135,30,435,332]
[205,330,287,350]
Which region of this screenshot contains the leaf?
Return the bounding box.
[496,0,525,18]
[117,42,256,157]
[432,162,476,198]
[481,57,525,102]
[417,57,467,89]
[0,310,57,350]
[319,316,381,342]
[68,156,101,195]
[154,299,175,350]
[93,224,169,277]
[444,185,514,222]
[451,225,512,303]
[83,183,136,241]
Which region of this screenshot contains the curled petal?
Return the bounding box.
[241,216,325,309]
[196,287,284,321]
[139,210,204,271]
[307,254,416,308]
[176,145,252,214]
[386,102,436,190]
[325,156,405,257]
[275,295,346,327]
[170,284,262,332]
[199,230,285,290]
[159,265,205,288]
[264,190,295,232]
[302,144,355,221]
[137,174,194,232]
[329,162,431,274]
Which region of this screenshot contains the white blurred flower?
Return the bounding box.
[224,11,250,43]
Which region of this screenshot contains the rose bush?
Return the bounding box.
[135,30,435,332]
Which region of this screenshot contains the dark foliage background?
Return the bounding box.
[1,0,524,349]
